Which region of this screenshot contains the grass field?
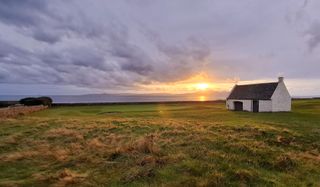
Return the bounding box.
[0,100,319,186]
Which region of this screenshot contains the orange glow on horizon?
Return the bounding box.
[136,73,234,94]
[199,95,206,101]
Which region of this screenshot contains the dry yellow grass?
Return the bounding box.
[0,100,319,186]
[127,135,160,154]
[0,105,47,118]
[87,138,105,148]
[45,128,84,140]
[54,169,87,187]
[0,150,39,162]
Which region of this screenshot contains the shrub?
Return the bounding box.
[19,97,53,106]
[19,97,42,106]
[37,97,53,107]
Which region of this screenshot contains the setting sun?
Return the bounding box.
[199,95,206,101]
[196,83,209,91]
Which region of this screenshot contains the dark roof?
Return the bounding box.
[227,82,278,100]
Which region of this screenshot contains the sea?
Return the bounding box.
[0,93,226,103]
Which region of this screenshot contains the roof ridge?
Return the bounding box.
[236,82,278,86]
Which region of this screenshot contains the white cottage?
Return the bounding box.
[226,77,291,112]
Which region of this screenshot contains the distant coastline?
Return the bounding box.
[0,93,318,105]
[0,92,227,104]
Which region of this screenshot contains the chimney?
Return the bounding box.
[278,77,284,83]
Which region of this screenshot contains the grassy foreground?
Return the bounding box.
[0,100,319,186]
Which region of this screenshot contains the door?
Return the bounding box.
[253,100,259,112]
[234,101,243,111]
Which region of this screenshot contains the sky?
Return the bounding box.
[0,0,320,96]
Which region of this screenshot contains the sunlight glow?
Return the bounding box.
[196,83,209,90]
[136,72,235,94]
[199,95,206,101]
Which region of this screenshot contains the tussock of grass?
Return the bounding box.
[55,169,87,186]
[129,135,160,154]
[231,169,258,183]
[121,166,155,183]
[0,100,319,186]
[1,150,39,162]
[46,128,84,140]
[205,171,227,186]
[51,147,70,162]
[87,138,105,148]
[273,155,296,171]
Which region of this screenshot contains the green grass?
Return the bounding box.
[0,100,319,186]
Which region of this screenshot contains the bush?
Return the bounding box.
[37,97,53,107]
[19,97,53,107]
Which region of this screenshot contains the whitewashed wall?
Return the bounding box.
[259,100,272,112]
[226,99,252,111]
[271,81,291,112]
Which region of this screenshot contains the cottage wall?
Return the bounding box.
[258,100,272,112]
[226,99,252,111]
[271,81,291,112]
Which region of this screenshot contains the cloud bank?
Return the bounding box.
[0,0,320,94]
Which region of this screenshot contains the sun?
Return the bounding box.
[199,95,206,101]
[196,83,209,90]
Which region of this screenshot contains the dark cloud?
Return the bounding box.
[306,21,320,51]
[0,40,36,66]
[120,62,153,75]
[107,29,154,76]
[0,0,48,26]
[303,0,309,8]
[151,39,211,82]
[32,29,61,44]
[0,67,9,81]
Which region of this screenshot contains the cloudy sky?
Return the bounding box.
[0,0,320,96]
